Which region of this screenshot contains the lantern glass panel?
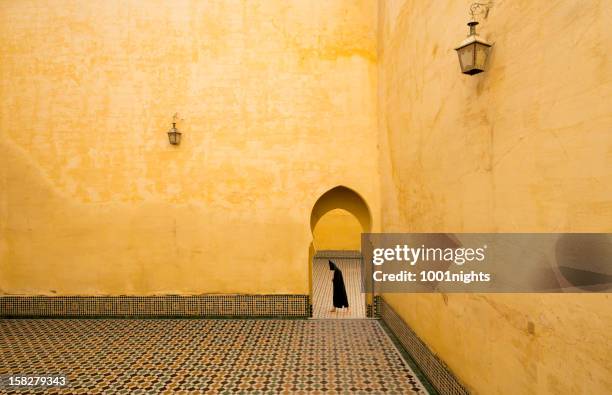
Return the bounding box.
[458,43,475,72]
[475,43,489,70]
[168,130,181,145]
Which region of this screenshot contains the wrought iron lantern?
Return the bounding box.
[455,3,493,75]
[167,122,181,145]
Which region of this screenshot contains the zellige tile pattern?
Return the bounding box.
[1,319,429,394]
[0,295,309,318]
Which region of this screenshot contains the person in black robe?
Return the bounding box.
[329,260,349,312]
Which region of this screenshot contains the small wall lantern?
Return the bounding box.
[455,3,493,75]
[167,114,182,145]
[167,122,181,145]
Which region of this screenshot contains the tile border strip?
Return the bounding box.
[378,296,469,395]
[376,319,440,395]
[374,294,381,317]
[314,250,362,259]
[0,295,310,318]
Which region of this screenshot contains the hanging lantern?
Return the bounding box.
[167,122,182,145]
[454,20,492,75]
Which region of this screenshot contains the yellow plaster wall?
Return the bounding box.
[312,209,362,251]
[2,0,610,392]
[0,0,380,295]
[378,1,612,394]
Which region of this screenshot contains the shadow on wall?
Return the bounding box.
[310,186,372,235]
[310,185,372,251]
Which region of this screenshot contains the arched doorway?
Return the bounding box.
[309,186,371,319]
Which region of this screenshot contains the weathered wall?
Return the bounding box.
[0,0,380,295]
[2,0,611,392]
[378,1,611,394]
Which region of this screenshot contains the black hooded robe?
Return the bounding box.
[329,260,349,308]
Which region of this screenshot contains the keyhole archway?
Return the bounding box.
[308,186,372,319]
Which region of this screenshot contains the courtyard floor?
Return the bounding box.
[1,319,430,394]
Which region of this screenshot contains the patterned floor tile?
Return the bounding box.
[0,319,428,394]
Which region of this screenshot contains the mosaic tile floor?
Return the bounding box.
[0,319,429,394]
[312,257,366,319]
